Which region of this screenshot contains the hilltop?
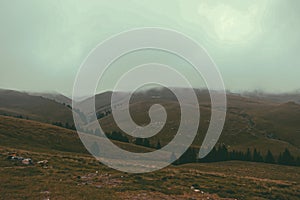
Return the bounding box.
[1,88,300,158]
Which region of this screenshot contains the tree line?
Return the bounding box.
[54,124,300,167]
[1,113,29,120]
[52,122,76,130]
[174,144,300,167]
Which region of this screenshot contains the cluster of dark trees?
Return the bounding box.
[1,113,29,120]
[96,110,111,119]
[52,122,76,130]
[67,127,300,167]
[105,132,164,149]
[106,131,129,143]
[133,138,151,147]
[62,103,72,109]
[174,144,300,167]
[104,131,153,148]
[86,129,157,148]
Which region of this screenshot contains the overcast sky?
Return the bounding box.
[0,0,300,95]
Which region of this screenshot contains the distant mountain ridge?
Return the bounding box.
[241,91,300,104]
[0,88,300,157]
[0,89,73,125]
[28,91,72,106]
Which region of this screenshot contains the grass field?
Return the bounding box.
[1,146,299,200]
[0,116,299,199]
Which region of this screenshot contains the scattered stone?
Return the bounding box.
[37,160,48,165]
[7,154,33,165]
[22,158,33,165]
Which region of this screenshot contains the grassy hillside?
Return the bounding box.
[1,88,300,157]
[29,91,72,106]
[0,115,299,199]
[0,116,84,154]
[0,146,299,199]
[0,116,155,155]
[0,89,73,125]
[96,89,300,157]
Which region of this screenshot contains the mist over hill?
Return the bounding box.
[1,88,300,158]
[1,88,300,199]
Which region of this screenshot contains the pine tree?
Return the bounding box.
[218,144,228,161]
[156,140,162,149]
[278,148,295,166]
[201,146,217,162]
[230,150,243,160]
[245,148,252,161]
[109,131,129,143]
[177,147,198,164]
[134,138,144,146]
[253,148,264,162]
[143,138,150,148]
[265,150,275,164]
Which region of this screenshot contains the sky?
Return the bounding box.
[0,0,300,95]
